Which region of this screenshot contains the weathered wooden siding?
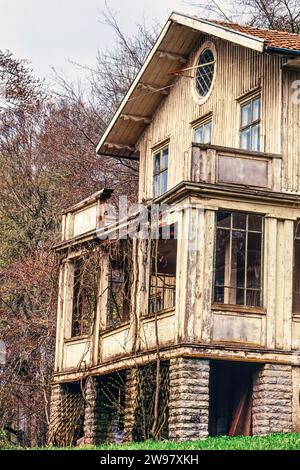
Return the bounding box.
[54,195,300,374]
[138,36,283,200]
[282,68,300,193]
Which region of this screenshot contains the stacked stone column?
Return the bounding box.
[124,368,138,442]
[47,383,64,445]
[252,363,293,435]
[169,358,210,441]
[83,376,110,445]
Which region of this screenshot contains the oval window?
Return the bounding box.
[195,49,215,97]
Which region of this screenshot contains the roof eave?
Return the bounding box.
[265,45,300,56]
[96,17,173,155]
[96,12,267,157]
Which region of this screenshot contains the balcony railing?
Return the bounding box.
[186,144,282,192]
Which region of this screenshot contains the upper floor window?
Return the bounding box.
[149,225,177,315]
[196,49,215,98]
[107,248,131,329]
[293,221,300,313]
[213,210,263,308]
[240,96,261,152]
[194,119,212,144]
[153,146,168,198]
[72,256,99,337]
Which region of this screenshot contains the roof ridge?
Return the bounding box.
[207,18,299,37]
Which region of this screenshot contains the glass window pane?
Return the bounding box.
[295,221,300,240]
[293,238,300,313]
[246,290,260,307]
[72,258,98,337]
[196,49,215,97]
[248,214,262,232]
[247,232,262,291]
[214,210,263,307]
[241,128,251,150]
[251,124,260,151]
[241,102,251,127]
[195,126,203,143]
[217,211,231,228]
[153,175,160,197]
[236,288,245,306]
[214,228,230,303]
[154,153,160,174]
[231,230,246,304]
[232,212,247,230]
[161,170,168,194]
[203,122,212,144]
[235,235,246,290]
[252,97,261,122]
[162,148,168,170]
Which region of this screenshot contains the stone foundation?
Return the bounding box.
[169,358,210,441]
[252,363,293,435]
[50,360,297,445]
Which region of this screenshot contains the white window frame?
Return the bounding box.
[191,41,217,105]
[193,118,213,144]
[239,95,262,152]
[153,145,169,198]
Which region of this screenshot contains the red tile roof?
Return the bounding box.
[209,20,300,52]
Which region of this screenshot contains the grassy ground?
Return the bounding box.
[26,433,300,451]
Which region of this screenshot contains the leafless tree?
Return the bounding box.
[0,4,160,447]
[191,0,300,33]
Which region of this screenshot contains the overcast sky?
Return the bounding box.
[0,0,200,83]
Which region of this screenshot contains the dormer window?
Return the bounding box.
[195,49,215,98]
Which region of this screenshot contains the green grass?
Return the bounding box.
[21,433,300,451]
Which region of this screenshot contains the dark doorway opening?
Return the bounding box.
[209,360,259,437]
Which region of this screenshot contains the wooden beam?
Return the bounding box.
[106,142,136,152]
[137,83,169,95]
[283,58,300,71]
[96,19,173,155]
[156,50,188,63]
[120,114,152,124]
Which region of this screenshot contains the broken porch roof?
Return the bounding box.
[96,11,300,160]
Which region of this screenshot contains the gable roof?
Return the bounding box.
[210,20,300,52]
[97,12,300,159]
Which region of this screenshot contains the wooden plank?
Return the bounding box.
[201,210,215,343]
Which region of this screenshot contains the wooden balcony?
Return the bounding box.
[187,144,282,192]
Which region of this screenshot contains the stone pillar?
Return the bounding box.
[47,383,64,445]
[169,358,210,441]
[124,368,138,442]
[83,377,102,445]
[292,366,300,433]
[252,363,293,435]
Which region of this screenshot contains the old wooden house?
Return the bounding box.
[49,12,300,444]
